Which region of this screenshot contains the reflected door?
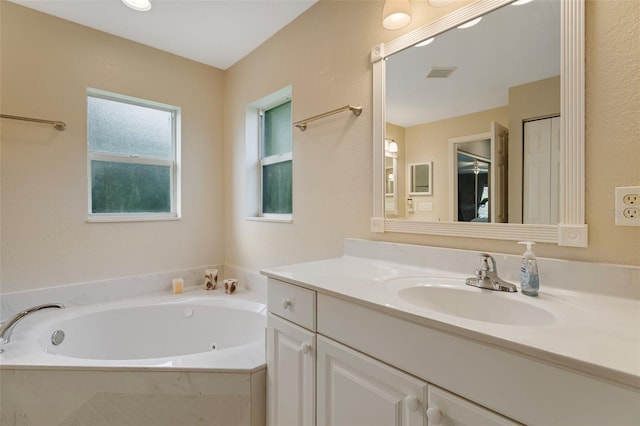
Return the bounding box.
[523,116,560,224]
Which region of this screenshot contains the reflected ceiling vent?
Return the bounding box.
[426,66,457,78]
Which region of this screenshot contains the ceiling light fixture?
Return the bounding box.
[382,0,412,30]
[415,37,435,47]
[122,0,152,12]
[512,0,533,5]
[385,139,399,153]
[457,17,482,29]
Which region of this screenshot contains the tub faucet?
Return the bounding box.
[466,253,517,292]
[0,303,65,344]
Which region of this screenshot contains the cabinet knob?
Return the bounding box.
[300,343,311,354]
[426,407,443,425]
[405,395,420,412]
[281,298,291,309]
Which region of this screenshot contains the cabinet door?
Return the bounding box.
[317,335,428,426]
[267,313,315,426]
[427,385,521,426]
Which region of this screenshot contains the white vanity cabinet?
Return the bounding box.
[266,277,637,425]
[317,335,428,426]
[267,279,316,426]
[267,278,523,426]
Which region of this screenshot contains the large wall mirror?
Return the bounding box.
[371,0,587,247]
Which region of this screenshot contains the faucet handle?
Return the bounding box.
[478,253,497,273]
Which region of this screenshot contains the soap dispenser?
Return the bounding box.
[518,241,539,296]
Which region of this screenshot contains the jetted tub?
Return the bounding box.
[0,291,268,426]
[0,292,266,369]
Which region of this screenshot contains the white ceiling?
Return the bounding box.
[8,0,318,70]
[386,0,561,128]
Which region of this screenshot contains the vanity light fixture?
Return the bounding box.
[385,138,399,153]
[415,37,435,47]
[382,0,412,30]
[428,0,457,6]
[122,0,152,12]
[457,17,482,29]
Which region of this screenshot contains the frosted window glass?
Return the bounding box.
[88,96,172,159]
[262,160,292,214]
[263,101,292,158]
[91,161,171,213]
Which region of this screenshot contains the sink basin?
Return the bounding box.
[392,280,557,326]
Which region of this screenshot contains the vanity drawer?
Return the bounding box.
[268,278,316,331]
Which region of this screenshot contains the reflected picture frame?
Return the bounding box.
[408,161,433,196]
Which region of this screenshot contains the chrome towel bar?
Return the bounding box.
[293,104,362,131]
[1,114,66,131]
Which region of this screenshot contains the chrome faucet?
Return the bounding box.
[0,303,65,344]
[466,253,517,292]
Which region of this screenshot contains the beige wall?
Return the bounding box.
[0,2,225,292]
[225,0,639,271]
[1,0,638,297]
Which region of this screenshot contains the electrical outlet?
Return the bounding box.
[615,186,640,226]
[623,208,639,219]
[623,193,640,205]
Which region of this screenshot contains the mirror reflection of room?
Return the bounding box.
[385,0,560,224]
[385,138,399,216]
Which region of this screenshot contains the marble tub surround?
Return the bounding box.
[0,268,268,426]
[0,367,266,426]
[0,264,235,321]
[261,239,640,389]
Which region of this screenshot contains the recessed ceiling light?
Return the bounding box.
[415,37,435,47]
[512,0,533,5]
[457,17,482,29]
[122,0,152,12]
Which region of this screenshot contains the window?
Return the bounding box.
[246,86,293,221]
[260,100,292,216]
[87,89,180,221]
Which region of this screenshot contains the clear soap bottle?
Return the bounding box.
[518,241,539,296]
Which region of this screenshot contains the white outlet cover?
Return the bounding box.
[418,202,433,212]
[615,186,640,226]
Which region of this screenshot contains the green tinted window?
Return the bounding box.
[262,161,292,214]
[91,161,171,213]
[261,99,292,215]
[263,101,292,157]
[87,90,179,218]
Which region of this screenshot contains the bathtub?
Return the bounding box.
[0,291,267,426]
[1,291,266,368]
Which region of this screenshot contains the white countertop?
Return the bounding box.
[262,254,640,389]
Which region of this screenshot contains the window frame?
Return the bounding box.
[86,88,181,222]
[258,98,293,219]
